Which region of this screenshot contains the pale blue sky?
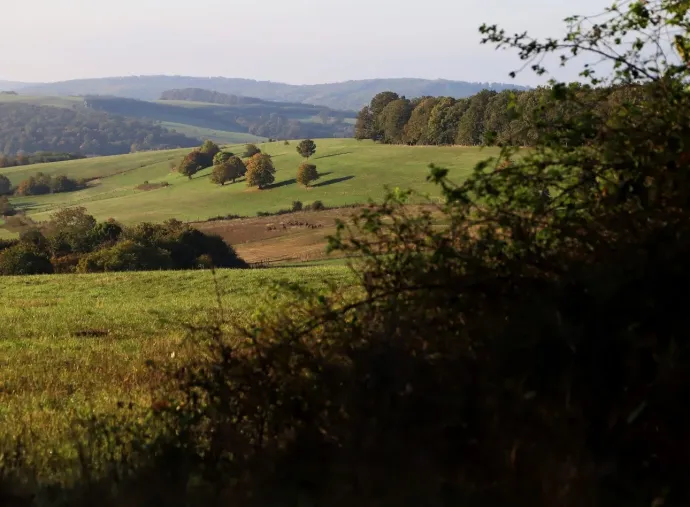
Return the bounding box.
[1,0,611,85]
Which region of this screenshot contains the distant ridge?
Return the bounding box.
[7,76,529,111]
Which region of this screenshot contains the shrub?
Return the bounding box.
[296,163,318,187]
[291,200,303,212]
[245,153,276,189]
[76,240,172,273]
[45,207,98,255]
[0,244,53,275]
[310,200,325,211]
[284,140,290,145]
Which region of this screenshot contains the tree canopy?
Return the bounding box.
[245,153,276,189]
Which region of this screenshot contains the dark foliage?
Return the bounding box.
[14,173,86,196]
[0,103,198,156]
[0,151,85,168]
[296,139,317,159]
[0,208,246,275]
[84,95,355,141]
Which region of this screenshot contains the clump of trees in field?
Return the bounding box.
[177,140,222,179]
[0,172,86,197]
[0,207,247,275]
[210,152,246,185]
[14,173,87,196]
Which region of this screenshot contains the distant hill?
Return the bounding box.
[13,76,528,110]
[84,95,355,140]
[0,81,31,92]
[159,88,264,105]
[0,102,198,157]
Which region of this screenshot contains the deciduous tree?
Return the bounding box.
[245,153,276,189]
[296,163,318,187]
[296,139,317,159]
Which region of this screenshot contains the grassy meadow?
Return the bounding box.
[0,266,354,445]
[5,139,499,227]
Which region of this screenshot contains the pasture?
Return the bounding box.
[5,139,500,226]
[0,266,354,447]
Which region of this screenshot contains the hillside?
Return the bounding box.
[85,95,355,139]
[0,102,198,156]
[3,139,500,226]
[10,76,529,110]
[159,88,264,105]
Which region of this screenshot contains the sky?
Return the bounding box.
[0,0,612,86]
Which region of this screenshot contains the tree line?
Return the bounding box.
[354,84,634,146]
[0,102,199,157]
[0,207,247,275]
[0,151,86,168]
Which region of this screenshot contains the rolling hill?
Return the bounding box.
[3,139,500,226]
[7,76,529,110]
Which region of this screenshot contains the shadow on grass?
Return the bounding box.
[312,175,355,188]
[313,151,353,160]
[264,178,297,190]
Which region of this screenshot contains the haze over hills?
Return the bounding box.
[3,76,528,111]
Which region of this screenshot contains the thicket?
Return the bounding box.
[4,2,690,506]
[0,207,247,275]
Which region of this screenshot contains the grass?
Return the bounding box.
[159,121,266,144]
[0,266,353,445]
[0,94,84,108]
[5,139,501,226]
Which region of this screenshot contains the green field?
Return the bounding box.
[5,139,500,226]
[0,94,84,108]
[0,266,353,443]
[160,121,266,144]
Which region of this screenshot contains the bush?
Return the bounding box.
[284,140,290,145]
[45,207,98,255]
[296,163,318,187]
[310,200,325,211]
[76,240,172,273]
[291,200,303,212]
[0,244,53,275]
